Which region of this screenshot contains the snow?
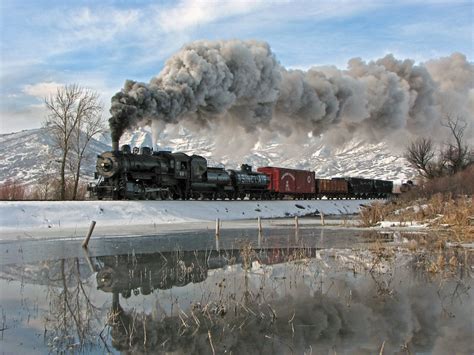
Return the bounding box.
[0,128,110,185]
[0,126,416,185]
[377,220,428,228]
[0,199,370,235]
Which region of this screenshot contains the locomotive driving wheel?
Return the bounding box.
[147,191,157,200]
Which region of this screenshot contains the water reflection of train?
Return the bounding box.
[97,247,319,354]
[95,248,317,298]
[88,144,410,200]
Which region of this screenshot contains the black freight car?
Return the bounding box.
[373,179,393,198]
[333,177,374,198]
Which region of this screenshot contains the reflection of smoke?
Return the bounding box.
[109,40,473,147]
[107,254,473,354]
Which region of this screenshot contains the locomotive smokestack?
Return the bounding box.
[112,141,119,152]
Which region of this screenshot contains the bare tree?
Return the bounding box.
[405,114,473,181]
[69,110,105,200]
[441,114,472,175]
[404,137,439,179]
[44,84,103,200]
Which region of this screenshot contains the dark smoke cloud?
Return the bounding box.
[109,40,473,143]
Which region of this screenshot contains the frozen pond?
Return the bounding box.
[0,227,472,354]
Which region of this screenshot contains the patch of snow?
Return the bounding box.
[0,199,372,234]
[377,220,428,228]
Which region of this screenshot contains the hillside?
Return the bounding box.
[0,127,415,185]
[0,128,110,185]
[102,126,416,182]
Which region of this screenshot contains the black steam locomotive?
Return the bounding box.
[88,144,401,200]
[88,144,269,200]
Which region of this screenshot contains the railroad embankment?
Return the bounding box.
[0,199,374,239]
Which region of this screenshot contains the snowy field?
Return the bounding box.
[0,199,372,239]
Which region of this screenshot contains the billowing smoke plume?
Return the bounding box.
[109,40,473,145]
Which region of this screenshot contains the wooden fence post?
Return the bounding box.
[82,221,96,249]
[215,218,220,251]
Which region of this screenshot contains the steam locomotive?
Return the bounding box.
[88,143,401,200]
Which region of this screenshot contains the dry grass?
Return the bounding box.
[359,202,388,227]
[359,192,473,241]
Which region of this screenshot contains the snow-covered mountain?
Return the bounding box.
[115,126,415,182]
[0,128,110,185]
[0,127,415,185]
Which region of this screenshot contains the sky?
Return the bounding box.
[0,0,472,134]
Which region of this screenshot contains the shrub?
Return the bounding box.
[359,202,387,227]
[0,179,27,200]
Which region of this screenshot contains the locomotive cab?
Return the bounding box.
[171,152,190,179]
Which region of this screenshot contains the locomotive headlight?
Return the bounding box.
[101,160,112,171]
[96,152,119,177]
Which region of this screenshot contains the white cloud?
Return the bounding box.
[56,6,141,44]
[23,82,64,99]
[399,21,472,40]
[156,0,271,33]
[0,104,46,134]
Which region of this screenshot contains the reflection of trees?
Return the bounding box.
[45,258,102,352]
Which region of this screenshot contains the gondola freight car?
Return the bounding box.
[315,178,348,198]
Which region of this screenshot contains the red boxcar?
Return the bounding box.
[257,167,315,195]
[316,178,348,196]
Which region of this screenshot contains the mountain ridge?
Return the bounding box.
[0,127,415,185]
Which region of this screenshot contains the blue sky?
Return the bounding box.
[0,0,472,133]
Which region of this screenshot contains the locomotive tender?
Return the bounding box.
[88,144,396,200]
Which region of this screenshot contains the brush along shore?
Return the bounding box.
[359,193,473,242]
